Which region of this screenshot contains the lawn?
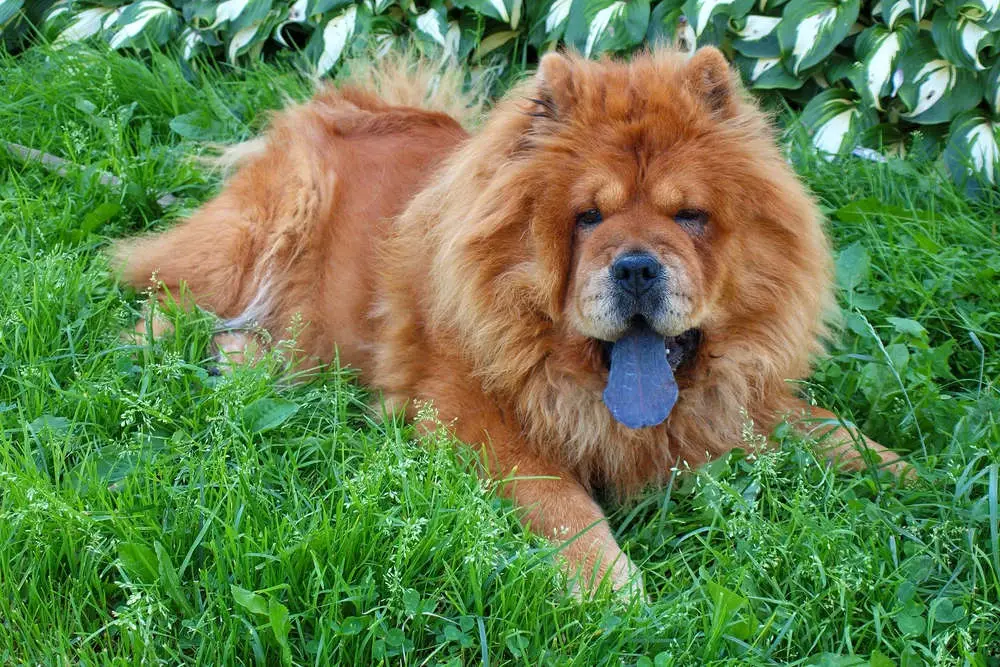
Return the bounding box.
[0,45,998,666]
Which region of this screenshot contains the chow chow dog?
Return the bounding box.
[112,46,905,595]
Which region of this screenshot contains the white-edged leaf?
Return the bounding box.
[897,36,982,124]
[944,0,1000,25]
[882,0,930,26]
[931,9,991,70]
[545,0,573,33]
[108,1,179,50]
[731,14,781,57]
[944,111,999,192]
[855,24,916,109]
[735,53,803,88]
[312,5,357,75]
[800,89,875,156]
[415,7,447,46]
[0,0,23,29]
[208,0,251,29]
[684,0,754,36]
[778,0,860,75]
[585,1,625,56]
[181,27,204,60]
[464,0,522,27]
[227,21,263,62]
[565,0,650,55]
[53,7,115,45]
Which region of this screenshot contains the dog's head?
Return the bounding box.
[506,48,829,369]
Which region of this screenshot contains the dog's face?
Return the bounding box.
[519,48,777,352]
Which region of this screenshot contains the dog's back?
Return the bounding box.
[111,58,471,375]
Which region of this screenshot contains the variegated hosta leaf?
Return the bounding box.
[455,0,523,29]
[986,60,1000,114]
[730,14,781,57]
[564,0,651,57]
[108,1,180,50]
[682,0,754,36]
[854,23,916,109]
[944,0,1000,28]
[800,89,876,156]
[52,6,116,45]
[0,0,22,29]
[778,0,861,75]
[646,3,695,53]
[897,36,982,124]
[181,27,205,60]
[527,0,572,47]
[307,5,357,75]
[734,53,803,88]
[944,111,999,194]
[881,0,930,27]
[931,9,992,71]
[414,7,449,48]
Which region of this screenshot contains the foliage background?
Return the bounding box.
[1,0,999,194]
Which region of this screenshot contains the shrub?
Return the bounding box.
[1,0,997,194]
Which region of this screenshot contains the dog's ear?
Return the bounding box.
[684,47,737,119]
[530,52,576,121]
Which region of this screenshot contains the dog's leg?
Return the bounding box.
[423,404,643,599]
[785,398,912,478]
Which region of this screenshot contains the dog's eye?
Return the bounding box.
[576,208,603,228]
[674,209,709,232]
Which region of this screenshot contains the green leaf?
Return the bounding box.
[118,542,158,583]
[800,89,876,156]
[455,0,523,28]
[855,23,916,109]
[53,7,118,46]
[242,397,300,433]
[897,35,982,124]
[735,54,804,89]
[987,60,1000,114]
[232,585,269,615]
[778,0,860,75]
[27,414,70,435]
[108,1,180,50]
[268,598,292,660]
[474,29,518,60]
[943,110,999,194]
[306,5,357,74]
[564,0,651,57]
[835,242,870,292]
[169,108,227,141]
[931,8,993,71]
[944,0,1000,27]
[731,14,781,57]
[154,541,193,614]
[414,6,449,47]
[931,597,966,623]
[882,0,931,26]
[888,317,926,337]
[82,202,121,234]
[528,0,573,45]
[0,0,23,29]
[683,0,754,37]
[647,5,695,53]
[895,612,925,635]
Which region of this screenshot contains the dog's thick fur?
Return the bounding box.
[113,47,904,594]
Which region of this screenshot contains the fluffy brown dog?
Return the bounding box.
[113,47,904,595]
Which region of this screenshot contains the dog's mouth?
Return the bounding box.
[598,327,702,373]
[598,322,702,430]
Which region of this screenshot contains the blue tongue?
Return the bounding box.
[602,323,678,429]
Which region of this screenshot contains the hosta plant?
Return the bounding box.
[1,0,997,194]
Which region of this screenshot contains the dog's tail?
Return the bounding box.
[204,48,485,175]
[339,48,487,129]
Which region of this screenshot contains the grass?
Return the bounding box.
[0,43,998,666]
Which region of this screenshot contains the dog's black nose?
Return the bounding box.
[611,252,663,295]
